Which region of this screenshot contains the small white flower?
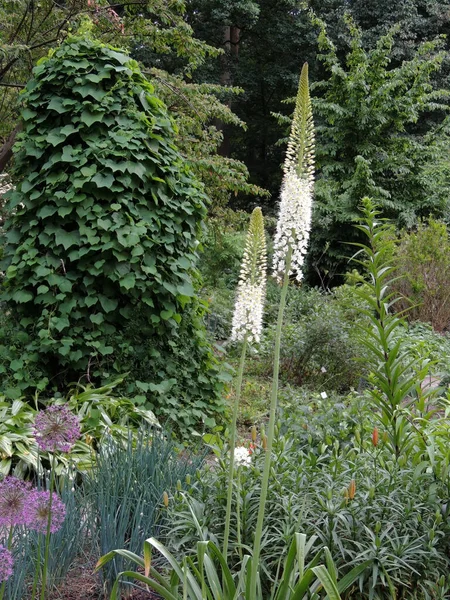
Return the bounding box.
[234,446,251,467]
[320,391,328,399]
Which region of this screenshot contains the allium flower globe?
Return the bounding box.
[0,546,13,583]
[34,404,81,452]
[0,476,31,527]
[26,490,66,534]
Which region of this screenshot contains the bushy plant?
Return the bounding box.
[166,407,450,599]
[0,379,158,478]
[260,284,369,392]
[0,35,225,431]
[392,218,450,331]
[84,428,203,594]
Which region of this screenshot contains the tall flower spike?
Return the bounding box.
[273,63,315,282]
[230,207,267,344]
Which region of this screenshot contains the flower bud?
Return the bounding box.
[372,427,379,447]
[163,491,169,508]
[348,479,356,500]
[251,425,257,442]
[176,480,181,491]
[262,435,267,450]
[185,474,191,485]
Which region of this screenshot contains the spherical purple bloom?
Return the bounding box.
[0,546,13,582]
[34,404,81,453]
[26,490,66,534]
[0,477,32,527]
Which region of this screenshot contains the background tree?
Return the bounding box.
[0,0,265,208]
[304,17,450,286]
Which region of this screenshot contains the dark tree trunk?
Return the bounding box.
[0,123,21,173]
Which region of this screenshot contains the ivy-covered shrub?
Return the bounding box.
[0,36,226,431]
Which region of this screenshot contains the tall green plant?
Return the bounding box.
[352,198,434,458]
[224,206,267,563]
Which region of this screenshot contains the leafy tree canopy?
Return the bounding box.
[305,16,450,286]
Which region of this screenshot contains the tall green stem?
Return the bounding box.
[40,455,56,600]
[223,338,247,563]
[250,248,292,600]
[31,535,42,600]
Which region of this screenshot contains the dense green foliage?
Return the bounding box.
[84,429,202,592]
[167,397,450,599]
[0,36,226,432]
[393,218,450,331]
[305,19,450,285]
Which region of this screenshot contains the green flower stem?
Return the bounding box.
[40,454,56,600]
[250,247,292,600]
[0,527,14,600]
[223,337,248,563]
[31,535,42,600]
[236,467,243,561]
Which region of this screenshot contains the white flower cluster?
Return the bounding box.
[230,207,267,344]
[272,169,313,282]
[272,63,314,283]
[233,446,251,467]
[230,281,265,344]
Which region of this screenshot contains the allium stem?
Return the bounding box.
[223,337,247,563]
[31,535,42,600]
[0,527,13,600]
[250,246,292,600]
[40,455,56,600]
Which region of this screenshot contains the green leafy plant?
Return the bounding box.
[85,428,203,594]
[167,409,450,599]
[0,35,225,431]
[351,198,438,458]
[97,534,367,600]
[392,217,450,332]
[0,379,158,477]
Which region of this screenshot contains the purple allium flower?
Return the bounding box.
[34,404,81,453]
[0,546,13,582]
[0,477,32,527]
[26,490,66,534]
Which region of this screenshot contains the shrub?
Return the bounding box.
[0,35,226,431]
[260,284,369,392]
[393,218,450,331]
